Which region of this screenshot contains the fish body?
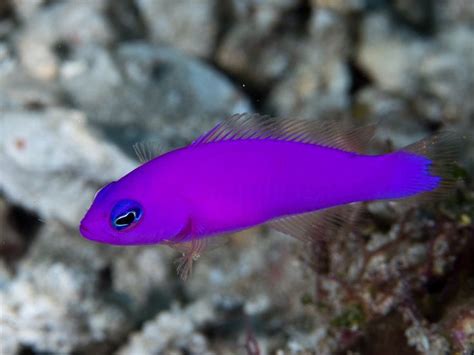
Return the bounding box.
[79,114,456,252]
[125,140,435,240]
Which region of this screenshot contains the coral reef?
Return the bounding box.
[0,0,472,354]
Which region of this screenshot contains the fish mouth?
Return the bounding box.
[79,220,104,242]
[79,221,123,245]
[79,223,93,239]
[79,223,109,244]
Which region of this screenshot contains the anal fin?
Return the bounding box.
[268,204,363,242]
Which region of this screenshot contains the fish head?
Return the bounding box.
[79,179,190,245]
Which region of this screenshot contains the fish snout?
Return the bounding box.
[79,222,92,239]
[79,213,97,240]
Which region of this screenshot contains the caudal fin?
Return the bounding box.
[389,131,463,202]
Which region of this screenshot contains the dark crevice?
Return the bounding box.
[97,287,176,355]
[19,344,55,355]
[201,307,279,350]
[91,264,186,354]
[0,0,14,20]
[105,0,147,41]
[209,0,313,113]
[210,0,301,113]
[275,0,312,35]
[202,316,246,340]
[207,58,272,113]
[42,0,62,9]
[0,204,42,265]
[0,0,19,39]
[82,280,176,355]
[424,276,448,294]
[150,61,171,82]
[213,0,236,56]
[201,303,245,340]
[25,101,47,111]
[345,8,374,99]
[52,40,72,61]
[348,59,372,97]
[388,0,436,36]
[365,0,391,11]
[8,205,42,237]
[98,265,113,291]
[421,232,474,323]
[350,312,418,355]
[365,0,436,36]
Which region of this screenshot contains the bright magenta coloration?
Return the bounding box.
[79,114,458,278]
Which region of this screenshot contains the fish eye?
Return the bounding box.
[111,200,143,231]
[114,210,139,229]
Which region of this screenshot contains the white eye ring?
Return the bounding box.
[114,210,137,227]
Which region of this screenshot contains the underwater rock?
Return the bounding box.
[447,304,474,353]
[311,0,365,13]
[355,88,430,148]
[185,229,306,304]
[11,0,43,20]
[105,0,147,41]
[15,0,112,81]
[405,324,451,355]
[180,230,317,352]
[266,11,351,119]
[418,26,474,124]
[216,0,304,87]
[391,0,436,33]
[117,300,215,355]
[111,247,170,307]
[216,22,300,89]
[60,42,251,152]
[0,108,135,227]
[26,222,114,274]
[216,0,310,89]
[228,0,298,30]
[135,0,217,58]
[267,46,350,119]
[356,15,473,171]
[435,0,474,27]
[0,59,61,110]
[0,263,104,350]
[357,12,429,95]
[0,198,24,264]
[0,197,41,265]
[0,224,129,355]
[0,0,472,353]
[20,222,174,332]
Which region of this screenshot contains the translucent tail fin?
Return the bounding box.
[396,131,464,203]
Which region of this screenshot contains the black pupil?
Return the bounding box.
[115,211,136,226]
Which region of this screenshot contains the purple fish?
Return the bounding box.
[79,114,458,278]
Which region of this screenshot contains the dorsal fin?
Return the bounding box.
[192,113,376,153]
[132,141,163,164]
[268,204,363,242]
